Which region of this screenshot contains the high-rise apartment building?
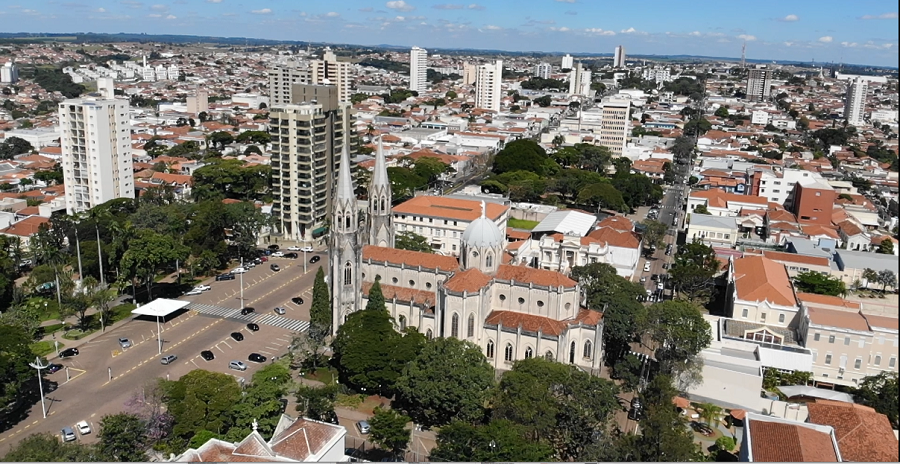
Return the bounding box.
[561,54,574,70]
[269,85,352,244]
[598,97,631,158]
[568,62,592,97]
[409,46,428,92]
[844,78,868,127]
[309,48,353,104]
[59,97,134,215]
[186,89,209,115]
[475,60,503,112]
[534,62,552,79]
[268,48,353,105]
[746,66,772,102]
[462,62,478,85]
[1,61,19,84]
[613,46,626,68]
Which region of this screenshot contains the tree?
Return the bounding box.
[641,219,668,254]
[161,369,242,439]
[793,271,846,296]
[669,239,719,304]
[207,131,234,150]
[577,182,628,212]
[693,204,710,215]
[494,357,619,460]
[97,413,149,462]
[198,111,209,123]
[228,363,291,440]
[644,300,712,378]
[445,90,457,99]
[863,268,879,289]
[394,338,495,428]
[395,231,433,254]
[296,383,339,422]
[368,407,411,457]
[696,402,723,427]
[877,269,897,292]
[715,435,736,452]
[365,279,386,312]
[0,136,34,159]
[0,323,37,417]
[877,238,895,255]
[552,134,565,147]
[714,106,729,118]
[309,267,331,342]
[854,372,898,428]
[631,375,700,462]
[120,229,189,301]
[430,419,555,462]
[533,95,552,107]
[492,139,558,176]
[1,433,96,462]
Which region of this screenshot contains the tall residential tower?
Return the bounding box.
[613,46,626,68]
[475,60,503,112]
[409,46,428,92]
[746,66,773,102]
[844,78,868,126]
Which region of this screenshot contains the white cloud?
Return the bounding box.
[207,0,222,3]
[326,11,340,17]
[484,24,501,30]
[860,12,898,19]
[468,3,485,9]
[780,14,799,21]
[433,3,462,8]
[386,1,415,11]
[150,4,167,10]
[818,36,833,43]
[737,34,757,41]
[148,13,161,17]
[251,8,271,14]
[549,26,570,32]
[584,28,615,36]
[555,0,576,3]
[783,41,794,47]
[166,14,176,19]
[840,41,858,48]
[97,7,106,12]
[689,31,701,36]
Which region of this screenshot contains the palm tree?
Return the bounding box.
[862,268,878,290]
[697,402,723,427]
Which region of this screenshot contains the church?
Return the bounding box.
[329,141,604,373]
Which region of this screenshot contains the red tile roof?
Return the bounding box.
[732,255,797,307]
[796,292,860,310]
[362,245,460,272]
[762,250,830,267]
[443,268,492,293]
[596,215,634,232]
[495,264,576,288]
[362,281,436,307]
[586,227,641,249]
[0,215,50,237]
[806,400,899,462]
[484,311,563,336]
[749,420,838,462]
[392,196,508,222]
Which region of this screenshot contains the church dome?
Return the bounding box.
[462,215,504,249]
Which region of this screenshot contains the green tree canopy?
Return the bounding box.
[631,375,701,461]
[640,219,668,253]
[394,231,434,254]
[97,412,149,462]
[645,300,712,377]
[670,239,720,304]
[793,271,846,296]
[309,267,331,342]
[161,369,242,438]
[368,407,411,457]
[492,139,558,176]
[430,419,555,462]
[854,371,898,428]
[1,432,96,462]
[0,324,39,417]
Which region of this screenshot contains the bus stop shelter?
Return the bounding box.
[131,298,190,354]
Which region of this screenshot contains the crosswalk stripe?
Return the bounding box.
[184,303,310,332]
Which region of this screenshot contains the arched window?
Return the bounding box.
[426,329,433,340]
[380,198,386,213]
[485,253,493,268]
[525,347,533,359]
[583,340,593,360]
[345,215,350,229]
[545,350,554,361]
[569,341,576,364]
[467,313,475,338]
[336,213,343,231]
[343,262,352,286]
[451,313,459,338]
[399,315,407,331]
[504,343,514,362]
[486,340,494,358]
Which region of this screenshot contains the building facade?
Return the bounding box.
[568,62,592,97]
[475,60,503,112]
[613,46,626,68]
[598,97,631,158]
[392,196,509,256]
[533,62,552,79]
[309,48,353,103]
[561,54,573,70]
[409,47,428,92]
[843,78,868,127]
[746,66,772,102]
[59,97,134,215]
[1,61,19,84]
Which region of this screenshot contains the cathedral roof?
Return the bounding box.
[362,281,436,308]
[462,201,505,249]
[495,264,577,288]
[362,245,460,272]
[443,268,492,293]
[484,309,603,336]
[392,196,508,222]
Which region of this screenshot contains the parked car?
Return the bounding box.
[200,350,215,361]
[274,307,286,315]
[278,398,288,413]
[76,420,91,435]
[240,307,255,315]
[184,288,203,296]
[59,348,79,358]
[628,398,643,421]
[61,426,76,442]
[356,420,371,434]
[245,262,257,269]
[231,332,244,342]
[309,255,321,263]
[215,273,235,281]
[195,284,211,292]
[643,263,651,272]
[271,251,284,258]
[248,353,267,363]
[291,297,304,305]
[229,360,247,371]
[270,264,281,272]
[259,256,269,262]
[284,252,298,259]
[640,276,647,283]
[268,244,280,251]
[47,363,63,374]
[247,323,260,331]
[322,410,339,424]
[160,354,177,365]
[301,246,314,252]
[287,245,302,251]
[231,267,247,274]
[118,338,131,349]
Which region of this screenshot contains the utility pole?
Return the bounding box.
[239,257,245,309]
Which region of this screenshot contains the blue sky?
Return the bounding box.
[2,0,898,66]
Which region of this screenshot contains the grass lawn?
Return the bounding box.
[508,218,540,230]
[30,340,64,357]
[109,303,137,323]
[303,368,337,385]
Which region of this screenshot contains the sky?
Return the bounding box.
[2,0,898,67]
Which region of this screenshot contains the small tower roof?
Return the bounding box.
[372,137,389,189]
[336,143,354,201]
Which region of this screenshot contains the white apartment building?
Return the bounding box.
[310,48,353,103]
[568,62,592,97]
[641,67,671,83]
[844,78,868,127]
[613,46,626,68]
[462,62,477,85]
[391,196,509,256]
[268,62,312,106]
[475,60,503,112]
[749,168,825,209]
[598,96,631,158]
[1,62,19,84]
[59,97,134,215]
[561,54,573,70]
[409,46,428,92]
[751,110,769,125]
[533,62,552,79]
[154,65,168,81]
[746,66,772,102]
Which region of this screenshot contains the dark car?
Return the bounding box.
[322,410,339,424]
[291,297,304,305]
[278,398,288,413]
[240,307,255,315]
[268,244,280,251]
[270,264,281,272]
[628,398,643,421]
[248,353,267,363]
[247,323,260,332]
[200,350,215,361]
[284,252,298,259]
[231,332,244,342]
[59,348,79,358]
[47,363,63,374]
[309,255,320,263]
[215,273,235,281]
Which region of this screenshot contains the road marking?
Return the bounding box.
[259,350,272,355]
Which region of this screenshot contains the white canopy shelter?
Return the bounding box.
[131,298,190,354]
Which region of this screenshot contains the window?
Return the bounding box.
[426,282,432,290]
[545,351,554,361]
[399,315,407,331]
[890,357,897,368]
[486,340,494,358]
[525,347,533,359]
[828,335,835,344]
[426,329,432,339]
[409,280,415,286]
[854,358,862,370]
[875,355,882,365]
[778,314,785,324]
[565,302,571,310]
[583,340,593,359]
[391,277,398,284]
[844,337,850,346]
[825,354,832,365]
[343,263,352,286]
[499,294,506,301]
[504,343,514,362]
[742,308,749,318]
[760,312,766,322]
[537,300,545,308]
[517,297,525,305]
[467,314,475,338]
[814,333,820,342]
[451,313,459,338]
[569,341,576,364]
[485,254,493,268]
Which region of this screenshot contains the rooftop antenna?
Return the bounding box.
[741,41,746,68]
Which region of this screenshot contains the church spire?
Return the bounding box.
[372,137,389,191]
[367,136,394,248]
[336,143,354,203]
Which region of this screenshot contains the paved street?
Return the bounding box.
[0,252,326,451]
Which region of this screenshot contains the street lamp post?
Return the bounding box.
[156,315,162,354]
[29,357,48,418]
[95,224,105,286]
[303,250,307,274]
[239,257,245,309]
[74,229,84,285]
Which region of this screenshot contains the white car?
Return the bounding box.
[643,263,651,272]
[194,284,211,292]
[271,251,285,257]
[300,246,314,252]
[231,267,247,274]
[76,420,91,435]
[184,288,203,296]
[287,246,301,251]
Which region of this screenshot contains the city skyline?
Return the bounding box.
[0,0,896,67]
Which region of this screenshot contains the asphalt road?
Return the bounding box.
[0,253,326,452]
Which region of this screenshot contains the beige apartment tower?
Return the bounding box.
[59,97,134,215]
[746,66,772,102]
[475,60,503,112]
[186,89,209,115]
[844,78,868,127]
[598,97,631,158]
[268,48,353,105]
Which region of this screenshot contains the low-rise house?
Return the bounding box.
[805,400,899,462]
[728,255,800,327]
[739,413,841,462]
[687,214,739,248]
